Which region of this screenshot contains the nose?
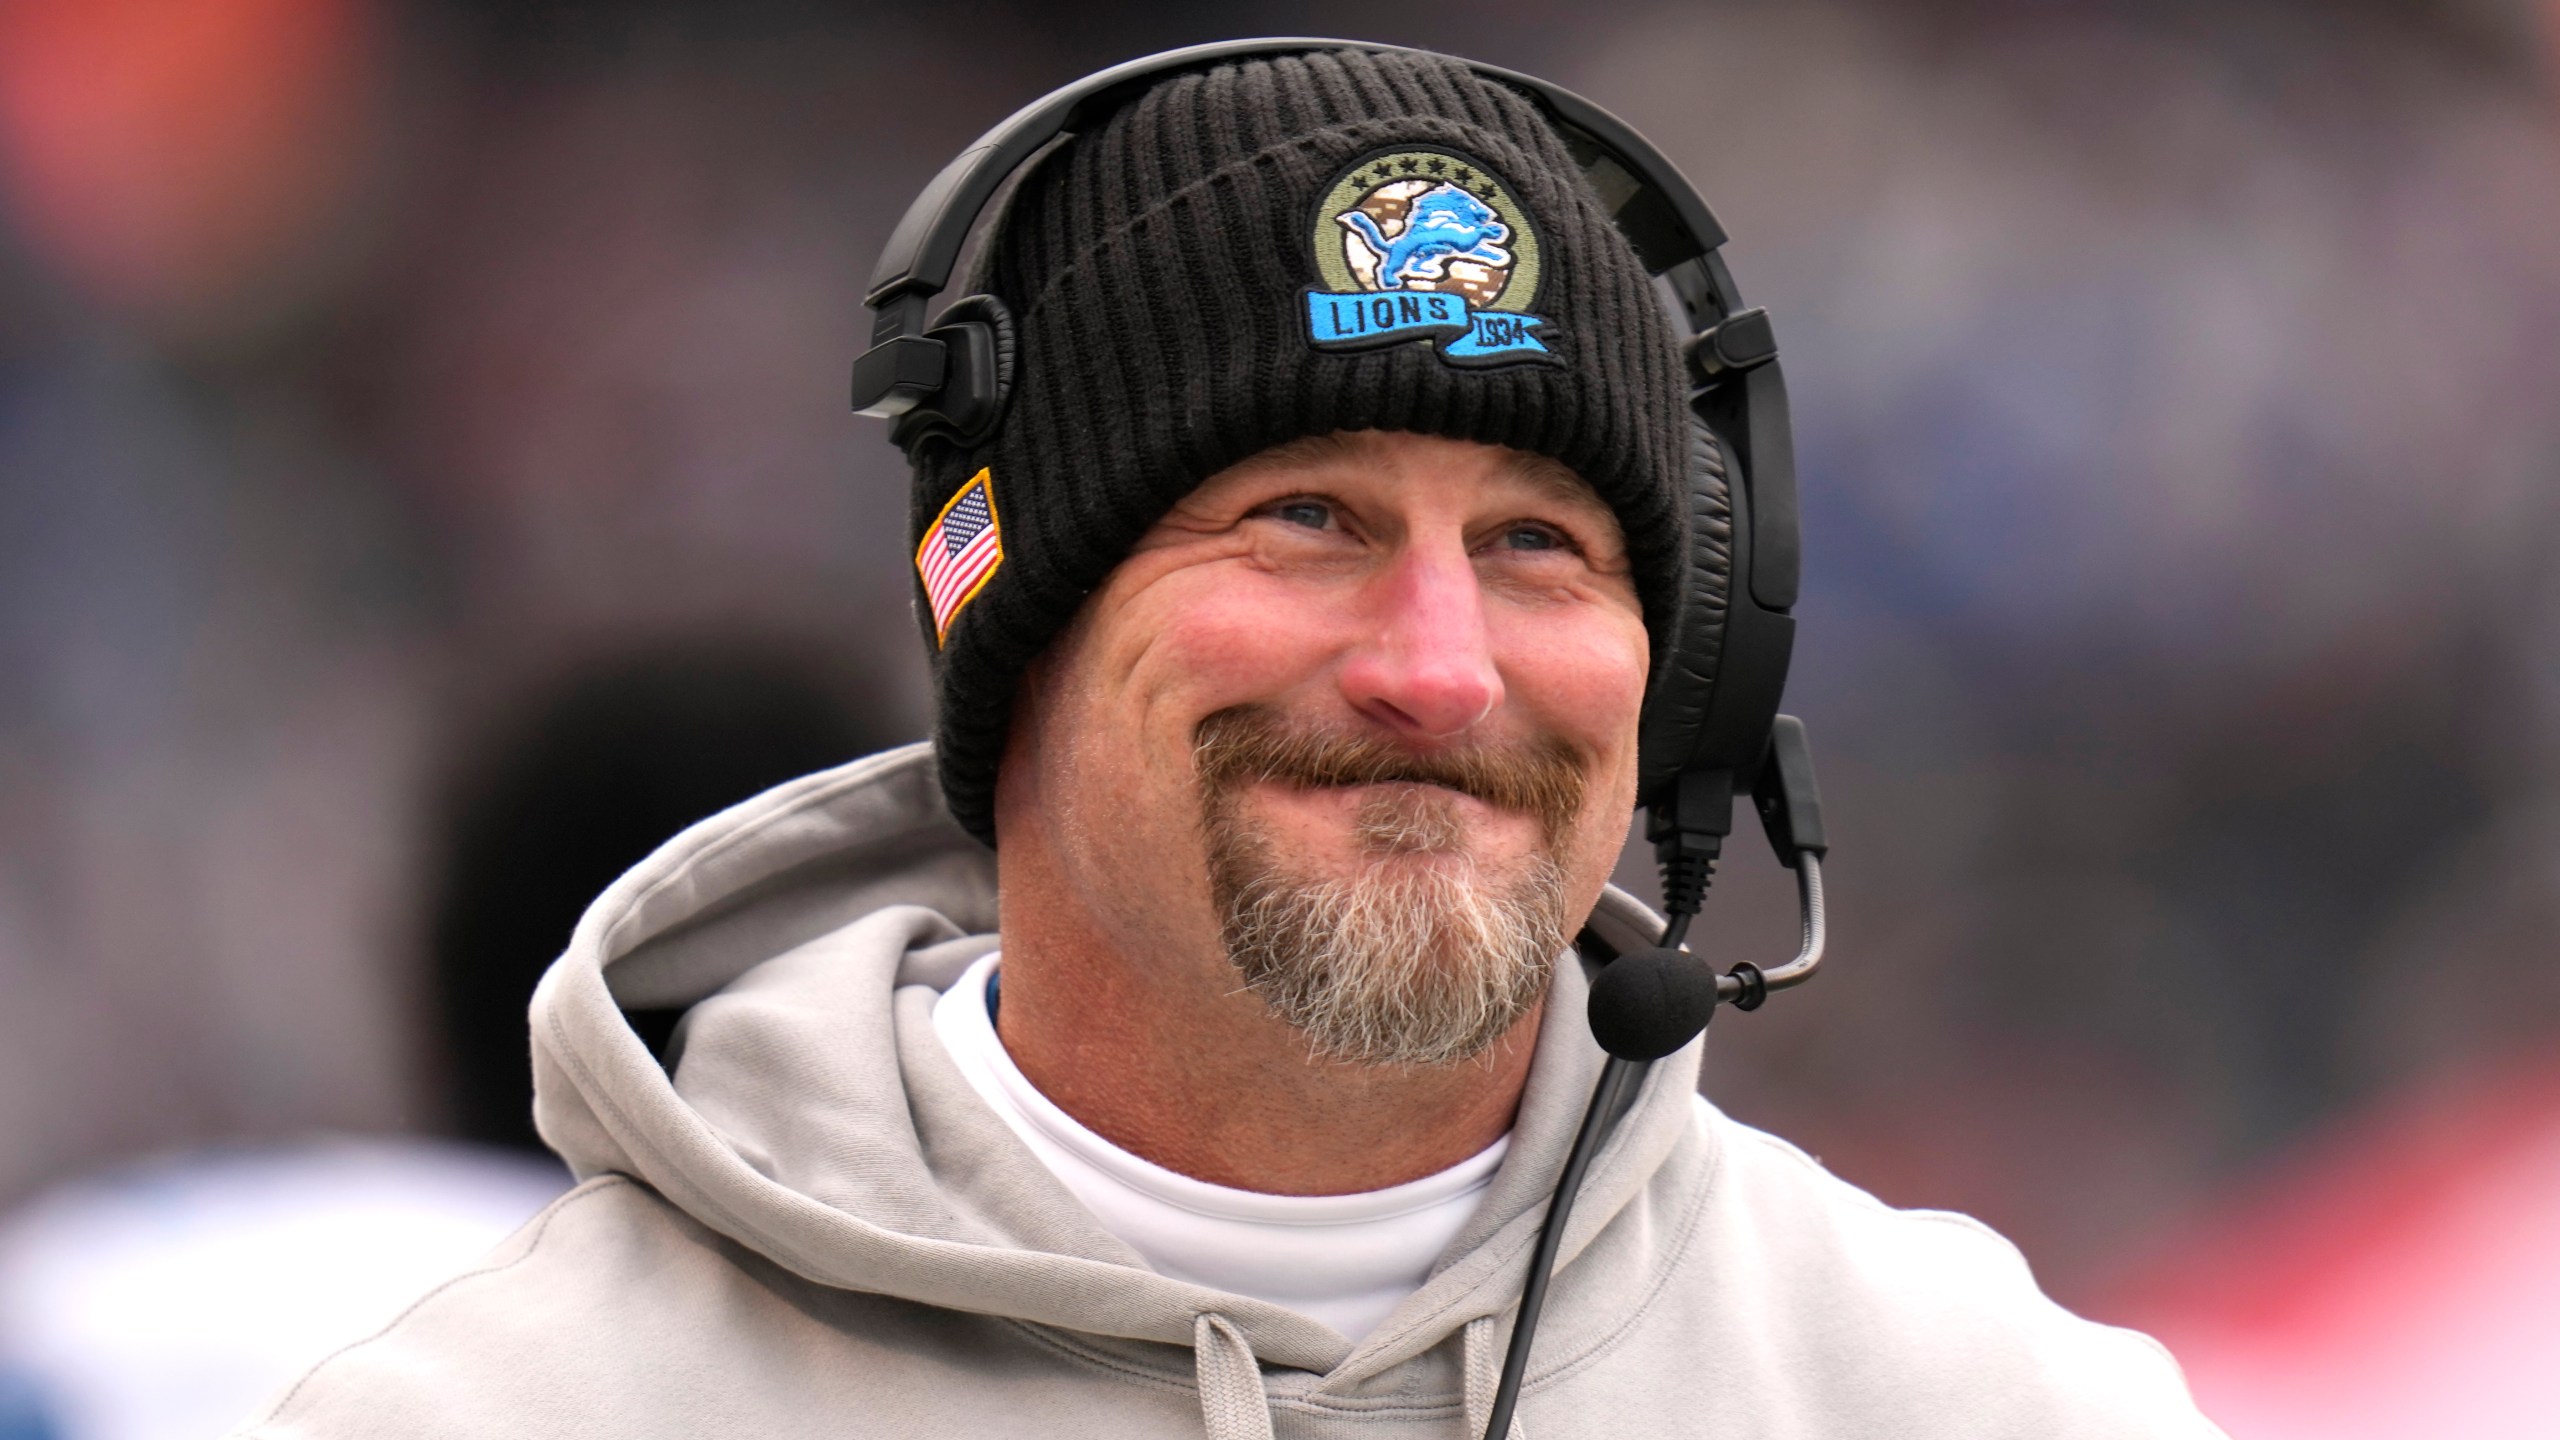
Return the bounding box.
[1336,541,1504,739]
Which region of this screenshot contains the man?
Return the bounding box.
[232,47,2218,1438]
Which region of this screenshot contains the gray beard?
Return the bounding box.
[1204,787,1569,1067]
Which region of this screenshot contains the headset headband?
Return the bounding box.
[866,39,1736,308]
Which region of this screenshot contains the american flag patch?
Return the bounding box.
[915,468,1003,643]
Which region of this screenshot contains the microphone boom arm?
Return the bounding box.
[1713,849,1824,1010]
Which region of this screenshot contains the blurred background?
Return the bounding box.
[1,0,2556,1435]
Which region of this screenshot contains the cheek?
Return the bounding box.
[1495,608,1651,758]
[1492,606,1650,866]
[1102,565,1356,726]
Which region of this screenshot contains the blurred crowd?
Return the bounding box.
[2,0,2556,1434]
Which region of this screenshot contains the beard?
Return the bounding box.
[1193,705,1587,1067]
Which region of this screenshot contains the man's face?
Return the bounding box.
[996,430,1650,1065]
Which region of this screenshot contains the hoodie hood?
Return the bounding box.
[529,742,1707,1395]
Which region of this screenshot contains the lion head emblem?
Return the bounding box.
[1338,182,1516,299]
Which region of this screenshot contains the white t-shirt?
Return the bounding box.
[930,954,1505,1343]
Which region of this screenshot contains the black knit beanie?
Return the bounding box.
[902,47,1690,844]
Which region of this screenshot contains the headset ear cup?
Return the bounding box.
[1635,414,1737,805]
[890,293,1016,452]
[946,292,1016,408]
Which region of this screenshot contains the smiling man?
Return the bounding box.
[232,45,2218,1440]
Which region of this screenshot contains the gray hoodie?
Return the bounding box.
[232,744,2220,1439]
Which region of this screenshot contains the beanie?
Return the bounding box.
[902,47,1690,844]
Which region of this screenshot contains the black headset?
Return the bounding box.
[853,39,1832,1438]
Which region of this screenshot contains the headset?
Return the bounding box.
[852,38,1831,1439]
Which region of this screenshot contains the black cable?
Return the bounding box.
[1480,1053,1640,1440]
[1658,907,1695,951]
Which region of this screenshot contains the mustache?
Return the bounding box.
[1192,705,1589,841]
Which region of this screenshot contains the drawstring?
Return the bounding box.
[1190,1312,1528,1439]
[1462,1316,1527,1440]
[1193,1313,1276,1440]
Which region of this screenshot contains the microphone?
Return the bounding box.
[1586,947,1721,1061]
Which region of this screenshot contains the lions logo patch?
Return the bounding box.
[1304,146,1554,365]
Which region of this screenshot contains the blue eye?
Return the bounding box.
[1503,524,1566,551]
[1272,499,1334,530]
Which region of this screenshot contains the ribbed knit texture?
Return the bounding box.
[905,48,1690,844]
